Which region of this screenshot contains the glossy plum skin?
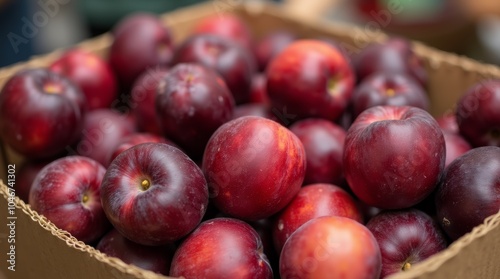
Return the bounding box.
[109,13,173,87]
[280,216,381,279]
[272,184,362,253]
[436,114,459,134]
[354,38,427,87]
[253,31,296,71]
[202,116,306,220]
[97,229,175,275]
[0,69,85,159]
[170,218,272,279]
[290,119,346,185]
[156,63,234,159]
[344,106,445,209]
[456,80,500,147]
[193,14,253,50]
[172,34,256,104]
[367,210,447,278]
[74,109,136,167]
[442,131,471,168]
[435,146,500,240]
[267,40,355,122]
[351,72,429,118]
[249,74,270,105]
[100,143,208,246]
[49,49,117,110]
[130,67,169,135]
[29,156,109,243]
[109,133,175,163]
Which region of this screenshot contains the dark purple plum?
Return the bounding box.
[156,63,234,159]
[367,209,447,278]
[435,146,500,240]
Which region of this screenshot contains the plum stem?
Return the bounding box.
[141,179,151,191]
[402,262,412,271]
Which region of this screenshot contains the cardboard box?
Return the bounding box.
[1,2,500,279]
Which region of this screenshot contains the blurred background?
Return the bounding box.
[1,0,500,67]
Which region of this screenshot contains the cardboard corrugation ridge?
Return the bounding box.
[0,2,500,279]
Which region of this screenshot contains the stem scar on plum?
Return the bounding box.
[442,218,451,227]
[402,261,411,271]
[327,75,342,97]
[43,82,63,94]
[385,88,396,97]
[140,178,151,191]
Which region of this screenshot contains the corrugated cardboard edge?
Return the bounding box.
[0,2,499,279]
[0,181,176,279]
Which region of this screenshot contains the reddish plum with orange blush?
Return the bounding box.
[272,184,362,253]
[290,119,346,185]
[203,116,306,220]
[170,218,272,279]
[0,69,86,159]
[49,49,117,110]
[280,216,381,279]
[267,40,355,121]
